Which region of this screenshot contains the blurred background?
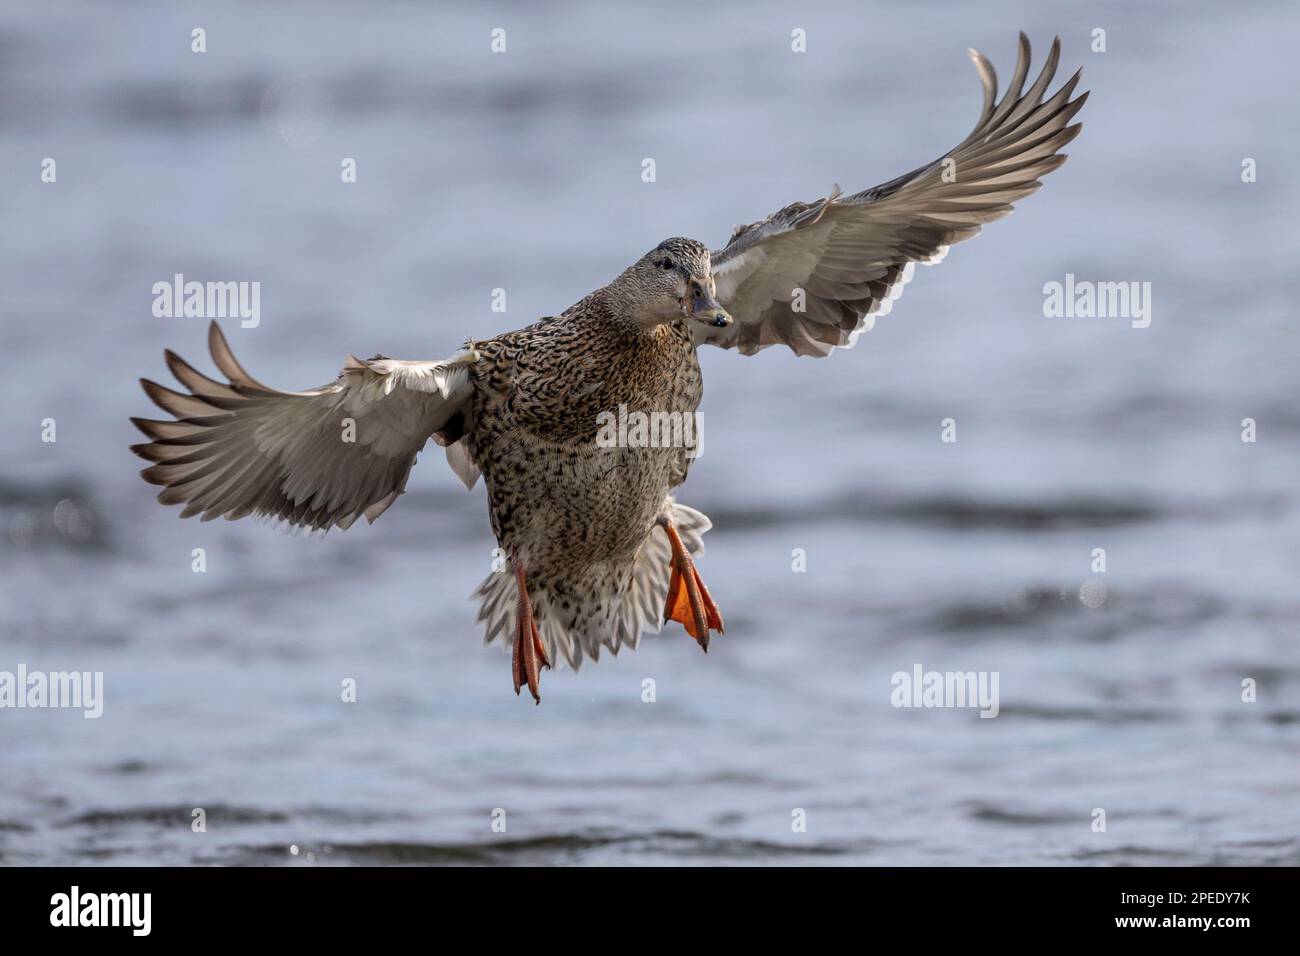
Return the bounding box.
[1,0,1297,865]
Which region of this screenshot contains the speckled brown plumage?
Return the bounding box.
[463,241,714,677]
[130,35,1084,701]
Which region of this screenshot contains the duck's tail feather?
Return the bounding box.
[472,498,712,670]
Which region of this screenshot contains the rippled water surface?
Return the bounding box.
[2,1,1298,865]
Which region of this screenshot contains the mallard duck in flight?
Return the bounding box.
[132,34,1085,702]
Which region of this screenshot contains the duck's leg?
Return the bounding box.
[511,561,550,703]
[659,516,724,651]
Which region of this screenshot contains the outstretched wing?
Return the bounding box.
[704,33,1087,357]
[131,321,477,530]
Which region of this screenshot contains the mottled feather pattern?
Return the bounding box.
[474,499,711,668]
[462,294,705,666]
[130,34,1083,677]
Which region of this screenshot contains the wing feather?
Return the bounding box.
[705,34,1086,357]
[131,322,477,530]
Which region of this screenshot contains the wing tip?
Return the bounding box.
[128,415,161,440]
[138,463,169,485]
[162,348,198,386]
[129,441,159,463]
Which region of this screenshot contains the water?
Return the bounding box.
[1,0,1298,865]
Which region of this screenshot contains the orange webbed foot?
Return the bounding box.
[511,562,550,703]
[661,518,724,651]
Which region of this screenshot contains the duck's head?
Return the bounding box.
[625,237,732,330]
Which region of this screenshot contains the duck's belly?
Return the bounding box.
[468,314,703,583]
[481,435,685,578]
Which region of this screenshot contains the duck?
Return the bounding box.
[132,34,1086,703]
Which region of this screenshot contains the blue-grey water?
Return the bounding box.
[2,0,1298,865]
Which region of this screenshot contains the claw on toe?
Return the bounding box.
[661,518,724,651]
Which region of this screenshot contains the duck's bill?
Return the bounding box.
[695,305,732,328]
[683,280,733,328]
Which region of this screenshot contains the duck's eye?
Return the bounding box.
[661,259,673,270]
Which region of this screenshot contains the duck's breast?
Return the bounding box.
[469,318,702,574]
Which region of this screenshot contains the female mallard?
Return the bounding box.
[132,35,1085,702]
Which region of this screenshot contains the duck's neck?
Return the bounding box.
[592,274,675,331]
